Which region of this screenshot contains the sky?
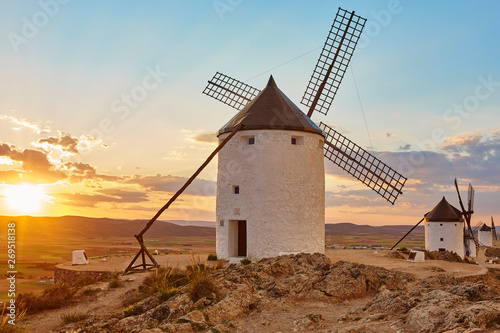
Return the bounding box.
[0,0,499,226]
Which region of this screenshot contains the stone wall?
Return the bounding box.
[54,267,112,287]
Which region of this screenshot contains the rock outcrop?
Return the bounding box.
[52,253,500,333]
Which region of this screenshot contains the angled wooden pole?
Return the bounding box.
[390,218,424,250]
[124,123,243,273]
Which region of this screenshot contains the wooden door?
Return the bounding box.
[238,220,247,257]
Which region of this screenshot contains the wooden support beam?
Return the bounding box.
[124,123,244,273]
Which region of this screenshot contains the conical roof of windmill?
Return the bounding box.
[424,196,464,222]
[479,223,491,231]
[217,76,323,136]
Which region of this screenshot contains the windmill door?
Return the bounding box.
[237,220,247,257]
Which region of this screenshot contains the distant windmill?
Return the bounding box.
[125,7,407,272]
[391,178,478,258]
[477,216,497,247]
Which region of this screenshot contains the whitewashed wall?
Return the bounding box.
[478,230,493,247]
[425,221,464,258]
[216,129,325,259]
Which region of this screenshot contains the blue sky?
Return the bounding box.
[0,0,499,226]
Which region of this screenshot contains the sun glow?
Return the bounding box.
[4,184,48,213]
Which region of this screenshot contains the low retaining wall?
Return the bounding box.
[54,267,112,287]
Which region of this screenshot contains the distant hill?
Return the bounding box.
[2,216,495,241]
[325,222,424,236]
[0,215,215,239]
[164,220,216,228]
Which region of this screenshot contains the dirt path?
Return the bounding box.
[22,273,147,333]
[325,249,485,279]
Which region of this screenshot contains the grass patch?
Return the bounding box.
[140,265,189,302]
[75,276,96,288]
[108,278,121,289]
[60,311,88,325]
[188,276,220,303]
[123,305,145,317]
[1,303,27,333]
[81,288,100,297]
[241,258,251,265]
[122,291,148,308]
[430,266,446,272]
[17,283,74,315]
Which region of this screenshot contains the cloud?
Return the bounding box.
[0,142,65,183]
[96,188,148,202]
[190,133,218,143]
[36,133,79,154]
[0,115,51,134]
[56,188,148,207]
[0,141,118,184]
[398,144,411,151]
[325,190,389,208]
[442,132,483,153]
[126,174,216,196]
[323,129,500,209]
[33,132,107,155]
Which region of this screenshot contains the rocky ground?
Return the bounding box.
[35,253,500,333]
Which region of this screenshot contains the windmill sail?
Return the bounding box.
[320,122,406,204]
[203,72,260,110]
[302,7,366,117]
[493,216,498,241]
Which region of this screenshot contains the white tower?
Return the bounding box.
[216,77,325,260]
[478,223,493,247]
[424,197,465,258]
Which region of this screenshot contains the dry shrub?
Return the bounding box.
[108,278,121,289]
[140,265,188,302]
[186,254,221,302]
[75,276,96,288]
[1,303,27,333]
[122,290,147,308]
[188,276,221,303]
[60,311,88,325]
[17,283,74,315]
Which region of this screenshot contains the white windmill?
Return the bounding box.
[125,8,407,271]
[203,8,406,260]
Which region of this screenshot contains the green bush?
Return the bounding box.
[207,253,218,261]
[241,258,252,265]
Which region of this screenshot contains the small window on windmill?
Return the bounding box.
[318,139,324,148]
[240,136,255,145]
[440,238,444,241]
[233,185,240,194]
[440,224,443,226]
[291,136,304,145]
[220,220,224,227]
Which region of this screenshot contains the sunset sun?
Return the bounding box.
[4,184,48,214]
